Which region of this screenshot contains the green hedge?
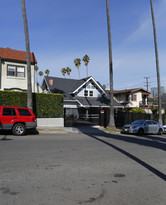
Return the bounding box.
[0,91,63,118]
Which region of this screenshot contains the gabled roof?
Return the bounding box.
[43,76,123,108]
[0,47,37,64]
[112,88,151,95]
[43,76,106,100]
[74,96,122,108]
[43,76,87,100]
[72,76,106,95]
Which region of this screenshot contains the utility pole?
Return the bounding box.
[144,77,150,91]
[150,0,162,124]
[144,77,150,106]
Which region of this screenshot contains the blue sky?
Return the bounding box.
[1,0,166,90]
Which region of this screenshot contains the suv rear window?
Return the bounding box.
[18,108,31,116]
[3,108,16,116]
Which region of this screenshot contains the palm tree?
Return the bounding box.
[21,0,32,109]
[34,65,39,92]
[38,71,43,88]
[103,84,106,90]
[66,67,72,78]
[39,71,43,77]
[150,0,162,124]
[74,58,81,79]
[38,71,43,79]
[45,69,50,76]
[82,55,90,77]
[61,68,66,78]
[106,0,115,129]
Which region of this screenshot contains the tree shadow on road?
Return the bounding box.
[75,125,166,181]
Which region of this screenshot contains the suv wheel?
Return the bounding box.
[12,123,26,136]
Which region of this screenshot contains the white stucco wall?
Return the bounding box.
[115,91,147,108]
[37,118,64,127]
[76,82,102,98]
[1,61,35,92]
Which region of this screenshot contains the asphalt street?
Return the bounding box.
[0,129,166,205]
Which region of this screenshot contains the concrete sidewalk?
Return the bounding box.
[36,125,106,134]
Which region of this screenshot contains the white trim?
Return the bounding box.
[79,105,123,108]
[76,99,84,107]
[72,77,107,96]
[64,100,77,102]
[64,99,84,107]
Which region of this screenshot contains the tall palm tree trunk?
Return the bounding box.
[106,0,115,129]
[150,0,162,124]
[77,67,80,79]
[21,0,32,110]
[86,65,88,77]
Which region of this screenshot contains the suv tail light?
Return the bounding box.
[33,118,36,122]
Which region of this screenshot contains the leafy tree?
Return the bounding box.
[82,54,90,77]
[66,67,72,78]
[106,0,115,129]
[74,58,81,79]
[45,69,50,76]
[61,68,66,78]
[21,0,32,109]
[150,0,162,124]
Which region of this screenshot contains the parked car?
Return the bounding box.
[122,120,163,135]
[163,125,166,133]
[0,106,37,136]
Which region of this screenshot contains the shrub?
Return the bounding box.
[129,108,146,114]
[0,91,63,118]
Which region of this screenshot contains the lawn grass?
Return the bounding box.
[104,128,122,133]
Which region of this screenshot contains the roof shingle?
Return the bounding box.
[0,47,37,64]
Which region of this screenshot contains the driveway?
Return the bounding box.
[0,130,166,205]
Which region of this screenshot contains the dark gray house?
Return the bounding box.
[42,76,123,125]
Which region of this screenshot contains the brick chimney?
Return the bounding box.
[49,79,53,86]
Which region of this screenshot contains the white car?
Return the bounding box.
[122,120,163,135]
[163,125,166,133]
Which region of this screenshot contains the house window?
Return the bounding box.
[7,65,25,77]
[7,65,16,76]
[89,91,93,97]
[131,94,137,101]
[17,67,25,77]
[84,90,88,97]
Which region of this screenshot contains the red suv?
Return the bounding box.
[0,106,37,136]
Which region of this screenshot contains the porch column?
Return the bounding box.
[86,109,89,119]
